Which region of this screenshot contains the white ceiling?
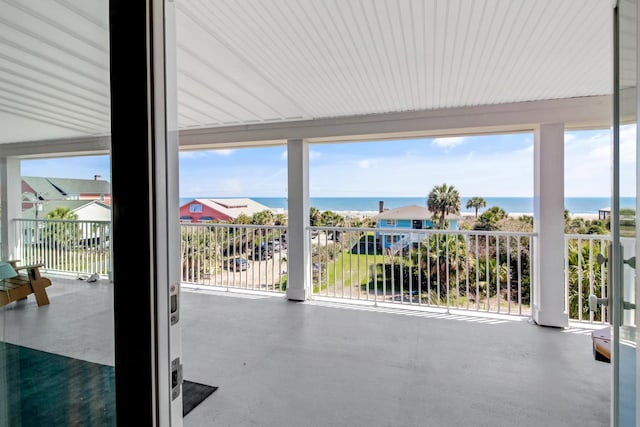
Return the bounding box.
[0,0,110,144]
[0,0,617,146]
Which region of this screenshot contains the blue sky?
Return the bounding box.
[21,127,631,198]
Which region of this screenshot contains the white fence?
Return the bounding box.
[310,226,536,317]
[13,219,111,276]
[11,219,612,323]
[564,234,611,324]
[180,223,288,293]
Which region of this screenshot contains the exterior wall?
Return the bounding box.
[74,204,112,222]
[21,182,38,210]
[378,219,435,228]
[377,218,439,248]
[179,200,231,222]
[79,193,112,203]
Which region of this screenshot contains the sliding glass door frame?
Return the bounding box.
[109,1,181,425]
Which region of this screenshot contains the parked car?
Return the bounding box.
[269,240,283,252]
[252,244,273,260]
[227,257,249,271]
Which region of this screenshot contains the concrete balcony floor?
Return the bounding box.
[1,275,610,426]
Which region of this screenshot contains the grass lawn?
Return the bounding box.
[314,251,531,315]
[314,253,379,293]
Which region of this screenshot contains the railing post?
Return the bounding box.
[532,123,569,327]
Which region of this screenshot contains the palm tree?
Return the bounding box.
[427,183,461,229]
[251,210,274,225]
[46,207,78,220]
[42,207,80,251]
[233,214,252,225]
[274,213,288,226]
[566,239,607,322]
[309,207,322,226]
[465,196,486,218]
[426,233,469,288]
[319,210,345,227]
[475,206,508,230]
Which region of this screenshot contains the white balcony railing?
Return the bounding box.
[564,234,611,324]
[13,218,111,277]
[310,226,536,316]
[10,220,611,323]
[181,223,288,293]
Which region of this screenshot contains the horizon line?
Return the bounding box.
[179,195,620,198]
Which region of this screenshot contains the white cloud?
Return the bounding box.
[179,151,207,159]
[564,129,613,196]
[180,148,234,158]
[358,159,377,168]
[280,150,287,160]
[516,145,533,154]
[209,149,234,156]
[620,125,636,164]
[564,133,577,143]
[432,136,465,148]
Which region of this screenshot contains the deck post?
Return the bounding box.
[287,138,311,301]
[0,157,21,260]
[533,123,569,327]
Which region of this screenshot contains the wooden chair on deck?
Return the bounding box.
[0,260,52,307]
[592,327,611,363]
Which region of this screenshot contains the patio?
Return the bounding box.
[1,274,610,426]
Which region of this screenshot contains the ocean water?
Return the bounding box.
[179,196,636,215]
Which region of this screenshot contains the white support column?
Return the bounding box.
[286,138,310,301]
[0,157,21,260]
[532,123,569,328]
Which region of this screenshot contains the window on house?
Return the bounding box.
[189,204,203,213]
[386,235,400,244]
[385,219,397,226]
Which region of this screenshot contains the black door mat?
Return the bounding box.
[182,380,218,416]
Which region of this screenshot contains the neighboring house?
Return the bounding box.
[21,200,112,245]
[22,200,111,222]
[22,175,111,210]
[179,198,273,222]
[375,205,460,252]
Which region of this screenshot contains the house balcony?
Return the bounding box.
[11,219,612,326]
[0,273,611,426]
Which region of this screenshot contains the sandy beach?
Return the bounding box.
[335,210,378,220]
[331,210,600,221]
[487,212,600,220]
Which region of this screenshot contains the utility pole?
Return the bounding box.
[33,192,43,220]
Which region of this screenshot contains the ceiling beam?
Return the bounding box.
[0,93,623,157]
[0,135,110,158]
[178,95,616,149]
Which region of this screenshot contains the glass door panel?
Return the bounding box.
[0,2,115,426]
[615,1,639,425]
